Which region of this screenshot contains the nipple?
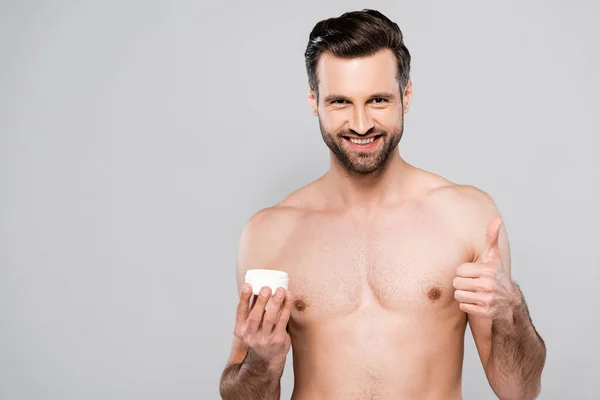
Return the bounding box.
[294,298,308,311]
[427,286,442,301]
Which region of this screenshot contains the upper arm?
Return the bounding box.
[225,205,298,367]
[460,186,513,369]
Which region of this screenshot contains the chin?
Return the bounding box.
[345,161,383,175]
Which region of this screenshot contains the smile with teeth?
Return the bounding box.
[347,136,378,144]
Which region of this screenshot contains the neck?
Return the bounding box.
[323,150,412,209]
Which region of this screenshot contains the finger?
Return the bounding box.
[459,302,485,316]
[249,295,257,310]
[452,276,479,291]
[274,291,294,333]
[483,217,502,262]
[265,286,286,312]
[261,287,286,334]
[246,286,272,334]
[454,289,483,305]
[456,263,484,278]
[235,283,253,326]
[455,276,495,293]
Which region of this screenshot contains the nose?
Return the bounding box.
[348,106,374,136]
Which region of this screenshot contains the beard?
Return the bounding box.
[318,116,404,175]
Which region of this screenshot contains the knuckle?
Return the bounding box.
[271,335,284,346]
[233,326,243,338]
[286,294,295,306]
[483,280,493,292]
[257,297,269,308]
[484,295,493,307]
[248,314,260,325]
[242,328,252,340]
[259,336,270,348]
[272,294,284,306]
[246,337,257,348]
[238,292,249,302]
[242,329,251,339]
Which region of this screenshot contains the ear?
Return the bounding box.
[402,78,413,114]
[308,83,318,116]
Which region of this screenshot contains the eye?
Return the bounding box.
[332,99,347,105]
[372,97,387,104]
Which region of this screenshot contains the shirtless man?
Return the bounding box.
[219,9,546,400]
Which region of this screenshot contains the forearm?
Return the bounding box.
[487,283,546,399]
[219,348,284,400]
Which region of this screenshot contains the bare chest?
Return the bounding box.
[271,208,473,323]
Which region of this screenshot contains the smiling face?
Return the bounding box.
[309,49,412,174]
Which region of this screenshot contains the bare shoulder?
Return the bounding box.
[410,167,499,218]
[241,179,321,238]
[235,184,318,289]
[414,169,503,235]
[428,182,499,217]
[419,173,506,259]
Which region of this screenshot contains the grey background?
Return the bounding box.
[1,0,598,399]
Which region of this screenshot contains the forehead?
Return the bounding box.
[316,49,399,97]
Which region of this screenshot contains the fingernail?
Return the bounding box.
[261,287,270,296]
[286,291,293,300]
[276,289,284,298]
[242,285,250,294]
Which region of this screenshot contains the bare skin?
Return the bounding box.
[228,166,495,399]
[220,48,545,399]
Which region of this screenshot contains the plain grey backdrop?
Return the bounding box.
[1,0,599,399]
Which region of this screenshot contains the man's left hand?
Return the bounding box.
[452,217,517,320]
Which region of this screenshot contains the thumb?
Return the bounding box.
[483,216,502,262]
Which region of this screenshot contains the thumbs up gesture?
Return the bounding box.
[453,217,517,319]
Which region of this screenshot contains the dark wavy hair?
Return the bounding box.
[304,9,411,101]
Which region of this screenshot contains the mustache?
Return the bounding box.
[336,127,388,137]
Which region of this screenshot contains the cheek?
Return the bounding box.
[321,111,350,131]
[375,110,403,130]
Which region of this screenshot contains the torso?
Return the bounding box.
[255,168,484,400]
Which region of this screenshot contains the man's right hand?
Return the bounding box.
[234,284,294,372]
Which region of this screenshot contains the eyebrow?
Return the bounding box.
[323,92,396,103]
